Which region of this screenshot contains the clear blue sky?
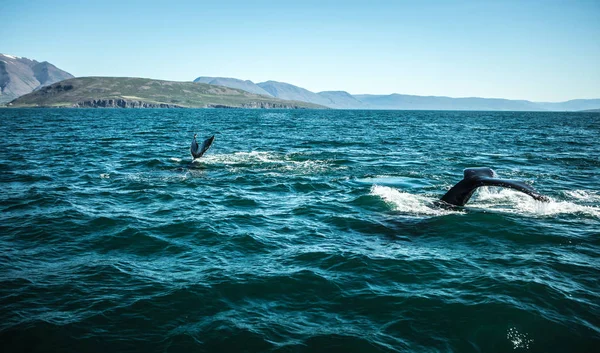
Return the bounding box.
[2,0,599,101]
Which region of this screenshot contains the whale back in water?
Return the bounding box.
[440,167,549,206]
[191,134,215,159]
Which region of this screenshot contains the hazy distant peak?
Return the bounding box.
[256,81,333,107]
[318,90,354,96]
[317,90,368,109]
[193,76,273,97]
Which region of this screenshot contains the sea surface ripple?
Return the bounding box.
[1,109,599,352]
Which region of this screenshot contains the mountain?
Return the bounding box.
[316,91,368,109]
[257,81,333,107]
[191,75,600,111]
[0,53,74,104]
[535,99,600,112]
[353,94,544,111]
[190,77,364,108]
[193,76,273,96]
[7,77,326,108]
[355,94,600,111]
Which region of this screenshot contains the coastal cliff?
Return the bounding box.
[72,99,184,108]
[70,100,310,109]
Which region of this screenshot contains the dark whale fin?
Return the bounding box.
[191,135,215,159]
[440,167,549,206]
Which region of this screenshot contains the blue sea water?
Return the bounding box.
[0,109,599,352]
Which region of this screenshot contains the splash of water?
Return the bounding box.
[472,187,600,218]
[370,185,462,216]
[370,185,600,218]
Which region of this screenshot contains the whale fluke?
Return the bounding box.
[191,134,215,159]
[440,167,549,206]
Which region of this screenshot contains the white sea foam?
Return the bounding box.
[514,198,600,217]
[371,185,599,218]
[203,151,282,165]
[564,189,600,202]
[125,172,190,183]
[170,157,182,162]
[99,173,110,179]
[370,185,462,216]
[471,187,600,218]
[202,151,340,174]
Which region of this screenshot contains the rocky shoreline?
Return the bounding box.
[72,99,184,108]
[10,99,316,109]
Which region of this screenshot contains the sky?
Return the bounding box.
[2,0,599,102]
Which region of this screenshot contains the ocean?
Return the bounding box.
[1,109,599,352]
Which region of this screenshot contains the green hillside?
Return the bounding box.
[7,77,325,108]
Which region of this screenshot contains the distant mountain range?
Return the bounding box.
[2,53,599,111]
[193,77,367,108]
[193,75,600,111]
[8,77,324,109]
[0,53,74,104]
[257,81,333,107]
[193,76,273,97]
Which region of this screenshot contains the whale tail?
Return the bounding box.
[191,134,215,159]
[440,167,549,206]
